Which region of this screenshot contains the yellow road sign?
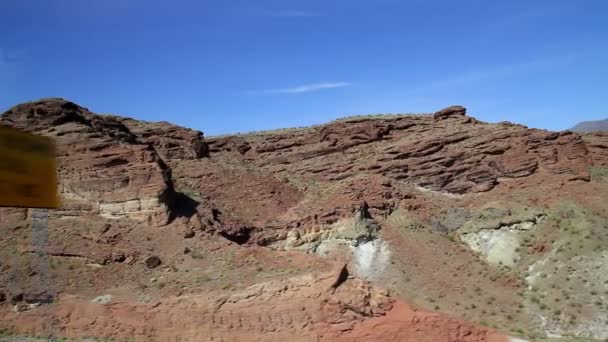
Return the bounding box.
[0,125,59,208]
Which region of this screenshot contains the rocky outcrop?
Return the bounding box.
[0,266,507,342]
[207,136,251,155]
[207,107,593,195]
[582,132,608,166]
[1,99,602,239]
[1,99,175,225]
[1,99,606,342]
[114,117,209,161]
[280,202,381,253]
[0,267,392,339]
[433,105,467,120]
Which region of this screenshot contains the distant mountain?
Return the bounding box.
[571,118,608,132]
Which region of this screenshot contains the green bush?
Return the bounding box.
[190,250,204,259]
[590,167,608,183]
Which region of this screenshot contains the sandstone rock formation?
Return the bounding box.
[113,116,209,160]
[0,266,507,342]
[582,132,608,166]
[1,99,197,225]
[206,107,591,198]
[1,99,607,341]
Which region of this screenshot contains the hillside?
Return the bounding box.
[1,99,608,342]
[571,118,608,133]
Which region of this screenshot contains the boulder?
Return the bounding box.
[433,105,467,120]
[91,294,113,305]
[145,256,162,269]
[183,228,195,239]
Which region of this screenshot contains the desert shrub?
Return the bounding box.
[190,250,204,259]
[590,167,608,183]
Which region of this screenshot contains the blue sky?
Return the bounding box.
[1,0,607,135]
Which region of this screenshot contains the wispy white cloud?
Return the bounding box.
[262,10,320,17]
[410,55,574,93]
[259,82,352,94]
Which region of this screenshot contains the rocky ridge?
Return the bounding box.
[1,98,607,341]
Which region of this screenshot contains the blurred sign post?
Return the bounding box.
[0,125,57,337]
[0,125,59,208]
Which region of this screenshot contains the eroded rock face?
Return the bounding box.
[582,132,608,167]
[207,107,592,195]
[457,203,547,266]
[1,99,176,225]
[114,117,209,161]
[1,99,606,342]
[3,100,596,235]
[281,202,380,253]
[0,266,507,342]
